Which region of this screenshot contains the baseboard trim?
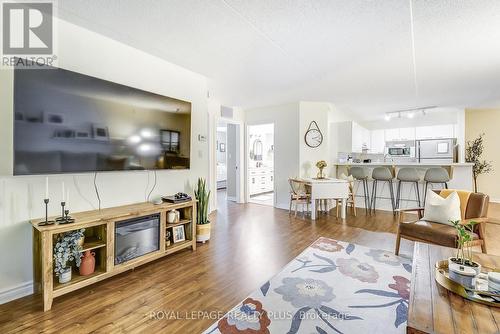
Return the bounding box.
[0,281,33,304]
[490,198,500,204]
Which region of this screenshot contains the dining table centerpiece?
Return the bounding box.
[316,160,327,179]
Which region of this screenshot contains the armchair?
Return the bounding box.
[395,190,489,255]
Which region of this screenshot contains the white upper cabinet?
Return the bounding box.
[351,122,370,153]
[370,129,385,154]
[335,121,371,153]
[384,128,400,142]
[415,124,454,139]
[398,127,416,141]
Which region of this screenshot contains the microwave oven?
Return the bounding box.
[388,147,411,156]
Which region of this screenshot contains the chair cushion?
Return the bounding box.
[422,190,461,225]
[399,220,479,248]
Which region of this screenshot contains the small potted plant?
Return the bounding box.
[194,178,211,243]
[448,220,481,289]
[316,160,327,179]
[54,229,85,284]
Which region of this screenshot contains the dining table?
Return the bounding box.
[302,177,349,220]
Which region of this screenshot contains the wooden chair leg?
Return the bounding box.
[395,231,401,255]
[336,200,340,217]
[481,239,487,254]
[294,201,298,217]
[289,196,293,215]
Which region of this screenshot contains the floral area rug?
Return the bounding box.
[203,237,412,334]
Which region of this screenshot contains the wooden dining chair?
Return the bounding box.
[335,176,356,217]
[288,178,311,217]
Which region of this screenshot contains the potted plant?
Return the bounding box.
[448,220,481,289]
[465,133,493,193]
[194,178,211,243]
[316,160,327,179]
[54,229,85,283]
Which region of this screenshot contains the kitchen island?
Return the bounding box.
[334,162,474,212]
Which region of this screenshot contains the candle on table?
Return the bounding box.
[66,189,70,209]
[62,182,65,202]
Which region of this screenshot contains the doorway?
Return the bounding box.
[216,120,241,210]
[247,123,275,206]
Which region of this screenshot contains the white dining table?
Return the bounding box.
[302,178,350,220]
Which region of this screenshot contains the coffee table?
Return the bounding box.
[408,242,500,333]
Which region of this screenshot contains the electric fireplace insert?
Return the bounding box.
[114,214,160,265]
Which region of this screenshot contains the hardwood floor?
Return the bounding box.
[1,194,499,333]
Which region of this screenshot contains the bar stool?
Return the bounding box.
[348,166,371,215]
[423,167,450,205]
[371,166,396,214]
[395,167,421,209]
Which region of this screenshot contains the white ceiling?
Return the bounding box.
[56,0,500,119]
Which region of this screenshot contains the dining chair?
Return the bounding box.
[288,178,311,217]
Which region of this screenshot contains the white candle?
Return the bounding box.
[45,177,49,199]
[66,189,70,208]
[62,182,65,202]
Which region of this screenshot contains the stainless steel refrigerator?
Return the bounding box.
[417,138,457,163]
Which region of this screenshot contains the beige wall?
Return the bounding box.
[465,109,500,201]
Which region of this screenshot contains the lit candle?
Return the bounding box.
[62,182,65,202]
[45,177,49,199]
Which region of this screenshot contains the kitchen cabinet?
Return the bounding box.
[335,121,370,153]
[384,127,415,141]
[384,128,400,142]
[416,124,454,140]
[399,127,416,140]
[370,129,386,154]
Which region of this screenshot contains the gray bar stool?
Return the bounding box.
[371,166,396,214]
[395,167,421,209]
[348,166,371,214]
[423,167,450,204]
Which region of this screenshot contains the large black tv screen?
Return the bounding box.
[14,66,191,175]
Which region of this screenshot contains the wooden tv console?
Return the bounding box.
[30,200,197,311]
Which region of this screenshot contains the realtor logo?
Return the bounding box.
[1,1,57,68]
[2,2,53,54]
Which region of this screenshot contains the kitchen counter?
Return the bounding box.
[334,162,473,212]
[334,162,473,167]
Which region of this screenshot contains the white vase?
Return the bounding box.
[59,268,72,284]
[448,257,480,289]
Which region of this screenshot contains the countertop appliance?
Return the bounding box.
[386,141,416,158]
[417,138,457,163]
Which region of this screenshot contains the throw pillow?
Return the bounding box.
[422,190,461,225]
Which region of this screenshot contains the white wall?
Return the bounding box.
[298,102,331,178]
[226,124,238,199]
[245,103,300,209]
[0,19,209,303]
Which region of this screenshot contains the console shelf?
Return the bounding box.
[31,199,197,311]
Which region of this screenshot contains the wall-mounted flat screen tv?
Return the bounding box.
[13,66,191,175]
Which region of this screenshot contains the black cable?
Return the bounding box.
[94,171,101,210]
[147,170,157,202]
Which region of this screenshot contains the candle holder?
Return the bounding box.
[56,201,66,222]
[58,208,75,224]
[38,199,55,226]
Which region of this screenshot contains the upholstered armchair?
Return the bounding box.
[395,190,489,255]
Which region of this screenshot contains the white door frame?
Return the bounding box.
[213,117,244,207]
[246,122,276,206]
